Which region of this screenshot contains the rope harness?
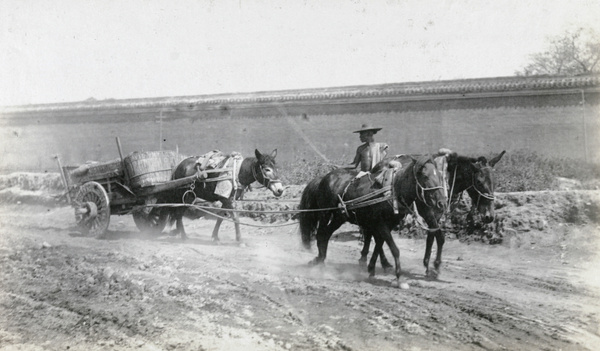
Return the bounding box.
[447,165,495,212]
[335,159,445,231]
[181,154,244,203]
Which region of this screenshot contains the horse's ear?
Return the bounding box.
[255,149,263,160]
[476,156,488,167]
[489,150,506,167]
[270,149,277,159]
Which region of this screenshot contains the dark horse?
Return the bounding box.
[160,149,284,241]
[299,155,446,287]
[444,150,505,228]
[360,150,506,271]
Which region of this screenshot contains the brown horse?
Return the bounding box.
[160,149,284,241]
[299,155,446,287]
[361,150,506,271]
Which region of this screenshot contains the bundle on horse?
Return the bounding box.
[158,149,284,241]
[299,155,446,287]
[361,149,506,271]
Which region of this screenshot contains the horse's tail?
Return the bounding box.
[299,177,322,249]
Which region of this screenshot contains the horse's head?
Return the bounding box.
[254,149,284,197]
[463,151,505,223]
[411,155,447,212]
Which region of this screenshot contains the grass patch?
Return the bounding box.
[279,156,345,185]
[493,150,600,192]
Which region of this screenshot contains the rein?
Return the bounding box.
[464,166,495,200]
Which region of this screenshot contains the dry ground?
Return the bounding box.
[0,180,599,350]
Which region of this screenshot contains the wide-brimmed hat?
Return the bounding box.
[353,123,382,133]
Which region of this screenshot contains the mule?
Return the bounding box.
[161,149,284,241]
[361,150,506,271]
[299,155,446,286]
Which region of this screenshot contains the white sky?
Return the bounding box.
[1,0,599,106]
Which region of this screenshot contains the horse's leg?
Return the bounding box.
[211,218,223,242]
[175,208,187,240]
[431,228,445,278]
[368,231,384,278]
[219,199,241,242]
[380,225,409,289]
[423,229,435,277]
[359,229,371,266]
[311,213,344,265]
[359,228,392,270]
[421,207,444,278]
[379,247,393,271]
[466,206,476,233]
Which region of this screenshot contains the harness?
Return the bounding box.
[182,153,243,204]
[447,165,495,211]
[252,163,282,189]
[337,159,444,222]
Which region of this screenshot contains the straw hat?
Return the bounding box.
[353,123,383,133]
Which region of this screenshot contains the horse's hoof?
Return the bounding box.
[358,258,367,267]
[382,263,393,272]
[238,242,247,248]
[308,258,323,266]
[391,280,409,289]
[426,268,439,279]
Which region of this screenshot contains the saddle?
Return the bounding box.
[374,159,403,188]
[195,150,226,174]
[193,150,244,198]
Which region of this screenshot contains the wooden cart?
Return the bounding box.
[56,138,200,238]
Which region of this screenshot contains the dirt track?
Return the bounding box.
[1,190,600,350]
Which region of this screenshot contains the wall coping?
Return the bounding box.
[2,74,599,115]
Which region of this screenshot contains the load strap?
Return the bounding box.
[339,185,392,211]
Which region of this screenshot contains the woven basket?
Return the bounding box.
[124,151,184,188]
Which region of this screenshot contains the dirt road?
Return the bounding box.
[1,193,600,350]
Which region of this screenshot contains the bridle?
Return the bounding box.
[447,165,495,211]
[252,162,282,189]
[413,159,445,208]
[466,166,495,200]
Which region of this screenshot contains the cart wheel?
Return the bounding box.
[133,208,169,236]
[74,181,110,238]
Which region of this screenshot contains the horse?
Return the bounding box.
[299,155,447,287]
[445,150,505,229]
[160,149,284,241]
[360,150,506,272]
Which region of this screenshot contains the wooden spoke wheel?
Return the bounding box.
[74,181,110,238]
[133,207,169,236]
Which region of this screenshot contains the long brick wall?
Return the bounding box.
[1,75,599,172]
